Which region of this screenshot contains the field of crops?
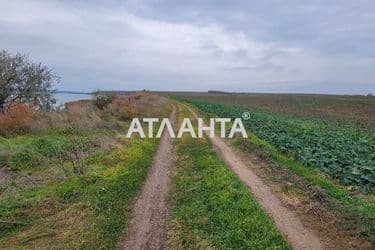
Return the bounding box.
[180,98,375,193]
[169,92,375,130]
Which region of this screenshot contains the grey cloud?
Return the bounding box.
[0,0,374,94]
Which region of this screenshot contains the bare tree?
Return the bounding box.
[0,50,58,113]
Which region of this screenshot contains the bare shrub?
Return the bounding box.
[66,137,89,175]
[52,129,100,175]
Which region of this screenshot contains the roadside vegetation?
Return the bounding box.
[178,98,375,193]
[0,50,177,248]
[175,97,375,247]
[0,88,169,248]
[231,133,374,246]
[0,135,158,249]
[166,105,290,249]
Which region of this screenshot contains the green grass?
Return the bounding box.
[0,137,159,249]
[167,105,290,249]
[0,128,107,171]
[0,94,170,248]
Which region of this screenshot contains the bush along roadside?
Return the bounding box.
[0,136,159,249]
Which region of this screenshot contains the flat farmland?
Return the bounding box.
[169,92,375,130]
[170,92,374,248]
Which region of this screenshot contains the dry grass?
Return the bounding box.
[0,92,169,136]
[46,100,104,130]
[0,198,89,249]
[106,92,168,120]
[0,103,39,136]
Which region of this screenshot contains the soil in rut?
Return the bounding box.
[187,105,322,250]
[121,107,176,250]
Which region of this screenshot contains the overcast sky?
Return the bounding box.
[1,0,374,94]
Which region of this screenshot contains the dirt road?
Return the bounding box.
[121,107,176,250]
[187,105,322,250]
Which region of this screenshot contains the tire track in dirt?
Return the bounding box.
[186,105,322,250]
[121,106,176,250]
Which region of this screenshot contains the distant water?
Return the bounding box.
[54,93,93,106]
